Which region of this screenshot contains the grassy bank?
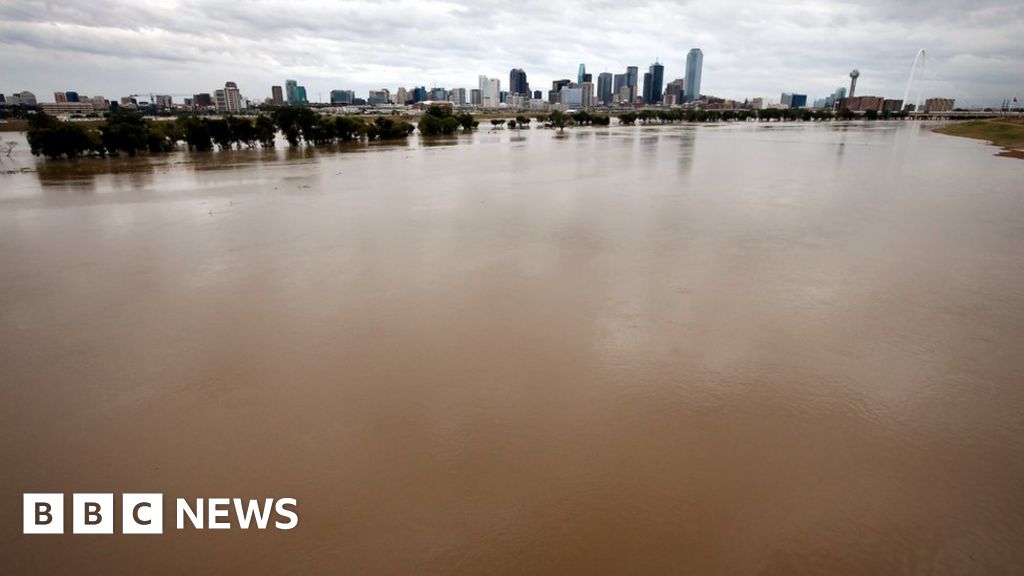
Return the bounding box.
[934,118,1024,159]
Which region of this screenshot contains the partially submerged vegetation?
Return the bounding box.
[934,118,1024,158]
[26,109,416,159]
[21,105,984,161]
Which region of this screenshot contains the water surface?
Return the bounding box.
[1,122,1023,574]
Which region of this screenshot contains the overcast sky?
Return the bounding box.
[2,0,1022,107]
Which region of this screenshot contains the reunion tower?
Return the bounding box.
[849,69,860,98]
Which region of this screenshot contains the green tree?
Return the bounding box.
[228,116,257,148]
[178,117,214,151]
[547,111,569,131]
[206,118,233,150]
[101,110,150,156]
[366,116,414,140]
[334,116,364,141]
[456,113,479,131]
[254,115,277,147]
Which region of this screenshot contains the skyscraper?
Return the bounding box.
[509,68,530,97]
[581,82,594,108]
[597,72,613,105]
[613,74,626,102]
[626,66,639,102]
[285,80,307,105]
[368,89,391,105]
[644,62,664,105]
[664,78,685,105]
[448,88,466,106]
[478,76,500,108]
[578,63,587,86]
[330,90,354,104]
[271,86,284,106]
[684,49,703,103]
[215,81,242,113]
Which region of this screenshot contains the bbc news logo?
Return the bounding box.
[23,494,298,534]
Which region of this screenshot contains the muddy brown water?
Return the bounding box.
[1,123,1023,574]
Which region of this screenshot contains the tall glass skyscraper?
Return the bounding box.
[597,72,613,106]
[509,68,530,96]
[578,64,586,86]
[644,62,664,104]
[684,49,703,103]
[626,66,638,102]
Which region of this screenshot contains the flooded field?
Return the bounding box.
[1,122,1023,574]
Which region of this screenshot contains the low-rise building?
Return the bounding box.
[923,98,955,113]
[39,102,95,115]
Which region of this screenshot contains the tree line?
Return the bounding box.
[27,109,417,159]
[26,105,909,159]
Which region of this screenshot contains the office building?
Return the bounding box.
[549,79,572,104]
[330,90,354,105]
[685,49,703,103]
[882,99,904,112]
[560,86,583,107]
[478,76,500,108]
[625,66,639,102]
[510,68,530,97]
[644,62,664,105]
[781,93,807,108]
[923,98,955,113]
[215,82,243,113]
[90,95,108,112]
[39,101,94,115]
[844,95,884,111]
[597,72,613,106]
[448,88,466,106]
[581,82,594,108]
[613,74,626,102]
[368,89,391,105]
[285,79,307,105]
[271,86,284,106]
[664,78,685,106]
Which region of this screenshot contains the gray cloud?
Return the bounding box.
[1,0,1021,107]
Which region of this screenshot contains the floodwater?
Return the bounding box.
[1,122,1023,574]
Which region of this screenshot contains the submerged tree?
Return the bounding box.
[418,106,461,135]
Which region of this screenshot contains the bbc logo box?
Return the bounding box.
[23,493,163,535]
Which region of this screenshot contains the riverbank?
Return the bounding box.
[934,118,1024,159]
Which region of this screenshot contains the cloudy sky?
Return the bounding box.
[2,0,1022,107]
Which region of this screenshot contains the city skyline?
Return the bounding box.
[1,0,1022,108]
